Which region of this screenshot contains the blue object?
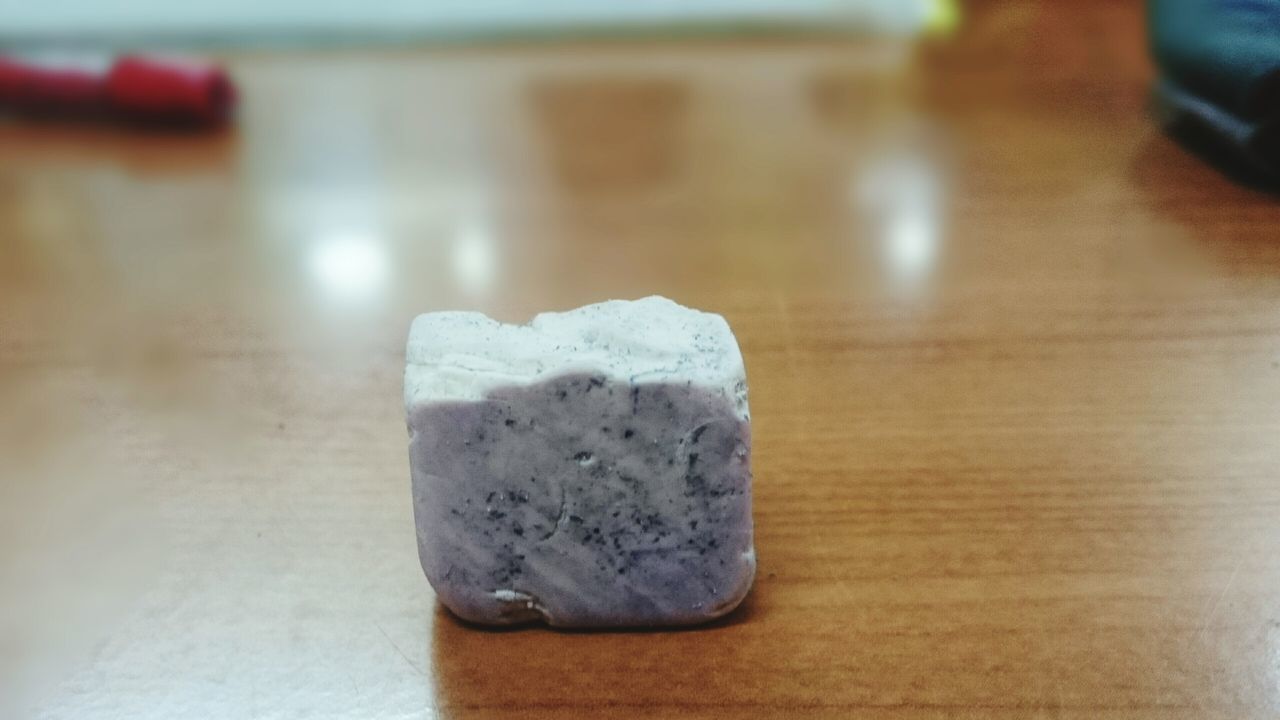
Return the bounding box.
[1150,0,1280,178]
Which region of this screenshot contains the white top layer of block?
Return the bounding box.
[405,296,745,404]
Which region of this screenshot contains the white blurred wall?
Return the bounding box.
[0,0,930,43]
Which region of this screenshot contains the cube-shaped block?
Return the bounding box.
[405,296,754,627]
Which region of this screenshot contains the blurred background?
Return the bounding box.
[1,1,939,45]
[4,1,1280,719]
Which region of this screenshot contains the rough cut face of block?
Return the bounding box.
[405,296,754,628]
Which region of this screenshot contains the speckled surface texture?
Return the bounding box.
[405,297,754,627]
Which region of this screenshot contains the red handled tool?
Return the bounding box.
[0,55,236,127]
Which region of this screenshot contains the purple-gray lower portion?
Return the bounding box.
[409,372,754,628]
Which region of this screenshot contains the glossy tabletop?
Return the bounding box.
[4,2,1280,718]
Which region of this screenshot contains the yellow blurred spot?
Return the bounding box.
[925,0,960,35]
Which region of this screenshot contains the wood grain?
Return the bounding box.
[4,2,1280,718]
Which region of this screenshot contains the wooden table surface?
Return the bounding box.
[5,2,1280,718]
